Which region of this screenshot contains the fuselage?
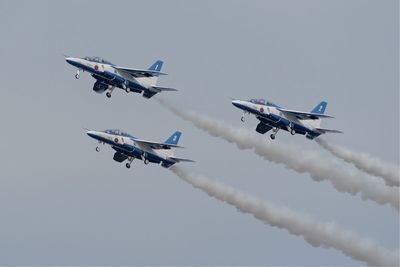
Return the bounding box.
[232,99,321,139]
[86,130,176,167]
[66,57,150,93]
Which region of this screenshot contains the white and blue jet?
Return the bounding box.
[86,129,194,169]
[232,99,342,140]
[65,56,176,99]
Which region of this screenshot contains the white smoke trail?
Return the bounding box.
[316,138,400,187]
[157,98,399,210]
[170,166,399,266]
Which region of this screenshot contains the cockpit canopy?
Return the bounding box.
[249,98,277,107]
[83,56,114,65]
[104,129,134,138]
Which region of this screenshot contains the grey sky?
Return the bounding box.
[0,0,398,265]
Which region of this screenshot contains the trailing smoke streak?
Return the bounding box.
[170,166,399,266]
[316,138,400,187]
[157,98,399,210]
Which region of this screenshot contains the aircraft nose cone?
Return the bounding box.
[65,57,80,67]
[232,100,242,108]
[65,57,74,64]
[86,130,98,139]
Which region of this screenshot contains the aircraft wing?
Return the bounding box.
[134,138,184,149]
[277,108,335,120]
[169,156,195,163]
[315,128,343,134]
[114,66,167,78]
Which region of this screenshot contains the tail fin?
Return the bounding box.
[308,101,327,128]
[164,131,182,145]
[311,101,327,114]
[148,60,163,72]
[138,60,164,87]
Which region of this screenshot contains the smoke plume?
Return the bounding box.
[316,138,399,187]
[170,166,399,266]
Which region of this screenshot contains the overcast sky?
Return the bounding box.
[0,0,398,265]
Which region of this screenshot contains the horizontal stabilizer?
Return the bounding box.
[142,91,157,99]
[143,87,177,98]
[169,157,195,163]
[151,86,178,92]
[315,128,343,134]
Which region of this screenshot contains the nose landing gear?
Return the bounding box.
[75,70,80,79]
[240,111,248,122]
[95,141,104,152]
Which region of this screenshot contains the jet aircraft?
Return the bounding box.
[65,56,176,99]
[86,129,193,168]
[232,99,342,140]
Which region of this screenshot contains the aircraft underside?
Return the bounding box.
[91,74,152,97]
[256,115,321,140]
[105,145,175,169]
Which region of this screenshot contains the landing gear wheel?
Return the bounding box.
[126,163,131,169]
[241,116,245,122]
[125,87,131,93]
[144,159,149,165]
[75,73,80,79]
[290,129,296,135]
[106,92,112,98]
[270,134,276,140]
[95,146,100,152]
